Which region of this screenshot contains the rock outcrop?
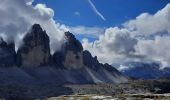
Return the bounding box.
[51,31,128,83]
[83,50,100,70]
[0,24,128,85]
[0,38,16,67]
[52,51,64,68]
[55,31,84,69]
[17,24,51,67]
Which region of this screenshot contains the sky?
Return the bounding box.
[33,0,170,41]
[0,0,170,70]
[33,0,169,27]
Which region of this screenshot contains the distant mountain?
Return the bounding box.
[119,62,170,79]
[0,24,128,85]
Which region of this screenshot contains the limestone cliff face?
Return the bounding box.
[83,50,100,70]
[17,24,51,67]
[63,51,84,69]
[0,24,128,84]
[0,38,16,67]
[61,31,84,69]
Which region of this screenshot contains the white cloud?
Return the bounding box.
[83,3,170,69]
[0,0,67,51]
[68,26,105,38]
[135,36,170,69]
[74,12,80,16]
[129,3,170,68]
[118,65,129,71]
[1,0,170,70]
[124,4,170,36]
[87,0,106,21]
[82,27,138,64]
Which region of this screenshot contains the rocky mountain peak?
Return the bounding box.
[0,24,128,86]
[65,31,76,42]
[63,31,83,53]
[31,24,43,33]
[0,37,7,47]
[0,37,16,67]
[17,24,51,67]
[0,37,15,51]
[58,31,84,69]
[23,24,49,48]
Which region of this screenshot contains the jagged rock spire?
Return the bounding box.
[17,24,51,67]
[53,31,84,69]
[0,37,16,67]
[0,25,128,85]
[63,31,83,53]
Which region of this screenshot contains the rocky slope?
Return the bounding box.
[0,24,128,86]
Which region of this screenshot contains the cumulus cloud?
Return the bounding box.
[1,0,170,70]
[82,27,138,64]
[124,4,170,36]
[135,36,170,69]
[83,3,170,69]
[0,0,67,51]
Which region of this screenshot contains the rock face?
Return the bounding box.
[0,24,128,85]
[52,31,128,83]
[83,50,100,70]
[17,24,51,67]
[57,31,84,69]
[0,38,16,67]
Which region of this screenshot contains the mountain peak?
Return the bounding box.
[0,37,16,67]
[17,24,51,67]
[31,24,43,33]
[63,31,83,53]
[0,24,127,85]
[0,37,7,47]
[65,31,76,41]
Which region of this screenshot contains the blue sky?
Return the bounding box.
[34,0,170,27]
[1,0,170,68]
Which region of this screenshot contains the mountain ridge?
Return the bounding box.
[119,62,170,79]
[0,24,128,85]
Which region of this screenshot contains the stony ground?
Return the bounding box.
[46,94,170,100]
[0,79,170,99]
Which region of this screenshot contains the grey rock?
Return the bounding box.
[52,51,64,68]
[0,38,16,67]
[63,31,83,54]
[83,50,99,70]
[51,31,127,83]
[103,63,121,75]
[17,24,51,67]
[56,31,84,69]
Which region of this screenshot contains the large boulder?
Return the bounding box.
[17,24,51,67]
[0,38,16,67]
